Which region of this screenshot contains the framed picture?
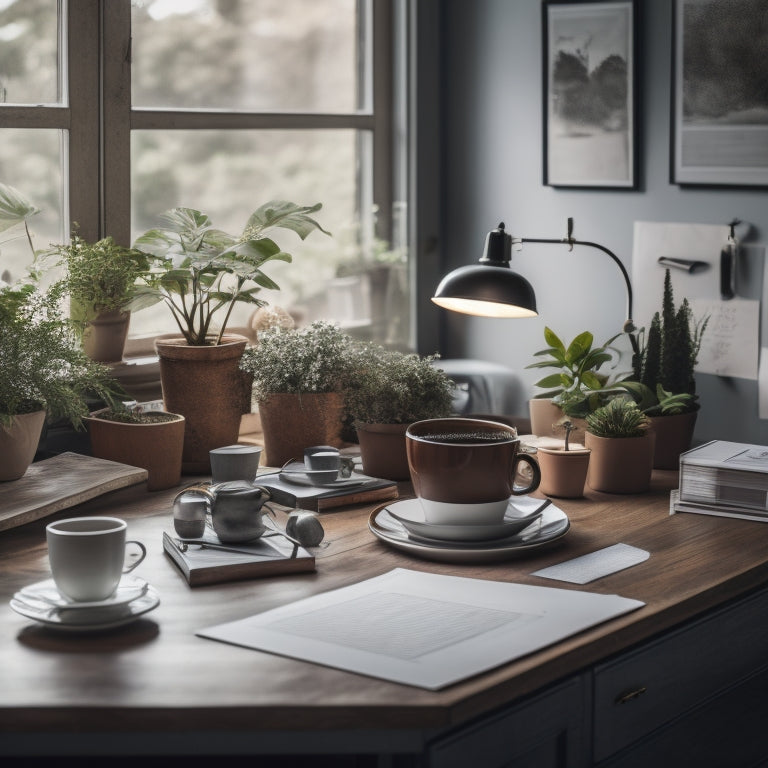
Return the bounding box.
[672,0,768,187]
[542,0,638,189]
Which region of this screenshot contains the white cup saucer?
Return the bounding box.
[386,496,549,543]
[15,573,149,613]
[10,574,159,631]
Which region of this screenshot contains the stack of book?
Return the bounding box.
[670,440,768,522]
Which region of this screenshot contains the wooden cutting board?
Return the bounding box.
[0,452,148,532]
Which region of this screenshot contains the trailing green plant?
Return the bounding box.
[526,327,625,418]
[131,201,330,346]
[620,269,709,415]
[239,320,358,401]
[345,345,456,425]
[585,398,650,439]
[0,281,123,429]
[46,230,151,322]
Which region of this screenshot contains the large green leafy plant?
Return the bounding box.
[0,281,121,429]
[132,201,330,346]
[526,327,623,418]
[0,182,40,260]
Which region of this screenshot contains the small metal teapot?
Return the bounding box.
[172,481,273,543]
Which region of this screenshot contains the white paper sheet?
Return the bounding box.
[197,568,644,690]
[531,543,649,584]
[632,221,759,380]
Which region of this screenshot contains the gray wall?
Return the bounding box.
[432,0,768,445]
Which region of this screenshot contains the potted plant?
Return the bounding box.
[46,230,151,363]
[584,398,655,494]
[345,346,455,480]
[131,201,330,472]
[85,402,185,491]
[239,321,357,467]
[526,327,622,444]
[0,280,121,481]
[618,269,709,469]
[536,418,591,498]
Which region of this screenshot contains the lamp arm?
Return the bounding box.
[517,235,634,332]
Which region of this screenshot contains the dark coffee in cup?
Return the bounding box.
[406,417,541,524]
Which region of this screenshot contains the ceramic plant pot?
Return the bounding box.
[82,310,131,363]
[0,410,46,482]
[86,408,185,491]
[155,334,249,474]
[537,447,591,498]
[528,398,587,445]
[647,411,698,470]
[585,431,656,494]
[356,422,411,481]
[257,391,345,467]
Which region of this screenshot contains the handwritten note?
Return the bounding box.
[689,298,759,380]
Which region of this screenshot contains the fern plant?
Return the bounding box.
[586,398,650,439]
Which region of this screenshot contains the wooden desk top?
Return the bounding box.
[3,470,768,742]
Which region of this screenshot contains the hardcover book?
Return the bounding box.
[163,531,315,586]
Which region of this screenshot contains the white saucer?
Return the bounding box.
[11,575,159,632]
[10,588,160,632]
[386,496,549,542]
[15,574,148,612]
[369,503,569,564]
[278,462,365,489]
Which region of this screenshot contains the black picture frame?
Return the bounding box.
[671,0,768,188]
[542,0,639,189]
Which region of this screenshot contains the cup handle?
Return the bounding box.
[511,453,541,496]
[123,540,147,573]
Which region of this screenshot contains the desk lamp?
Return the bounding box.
[432,217,635,333]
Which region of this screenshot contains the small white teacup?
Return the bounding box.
[46,517,147,602]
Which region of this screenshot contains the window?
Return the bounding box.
[0,0,412,348]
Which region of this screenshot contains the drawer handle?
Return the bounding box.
[614,686,647,705]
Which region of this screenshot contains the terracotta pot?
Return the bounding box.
[537,447,591,498]
[647,411,698,470]
[86,408,185,491]
[0,410,46,482]
[585,431,656,494]
[82,310,131,363]
[257,391,344,467]
[528,398,588,445]
[155,334,249,474]
[356,422,410,481]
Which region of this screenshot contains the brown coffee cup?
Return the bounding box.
[405,417,541,525]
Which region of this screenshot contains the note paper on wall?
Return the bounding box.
[632,221,759,381]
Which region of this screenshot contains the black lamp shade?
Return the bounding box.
[431,264,538,318]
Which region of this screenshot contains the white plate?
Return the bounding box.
[386,496,549,542]
[10,587,160,632]
[15,574,148,613]
[369,503,569,563]
[278,462,365,489]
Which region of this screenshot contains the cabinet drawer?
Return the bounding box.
[428,675,589,768]
[593,586,768,762]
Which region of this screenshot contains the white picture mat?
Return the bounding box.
[197,568,644,690]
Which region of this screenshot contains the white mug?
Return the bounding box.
[46,517,147,602]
